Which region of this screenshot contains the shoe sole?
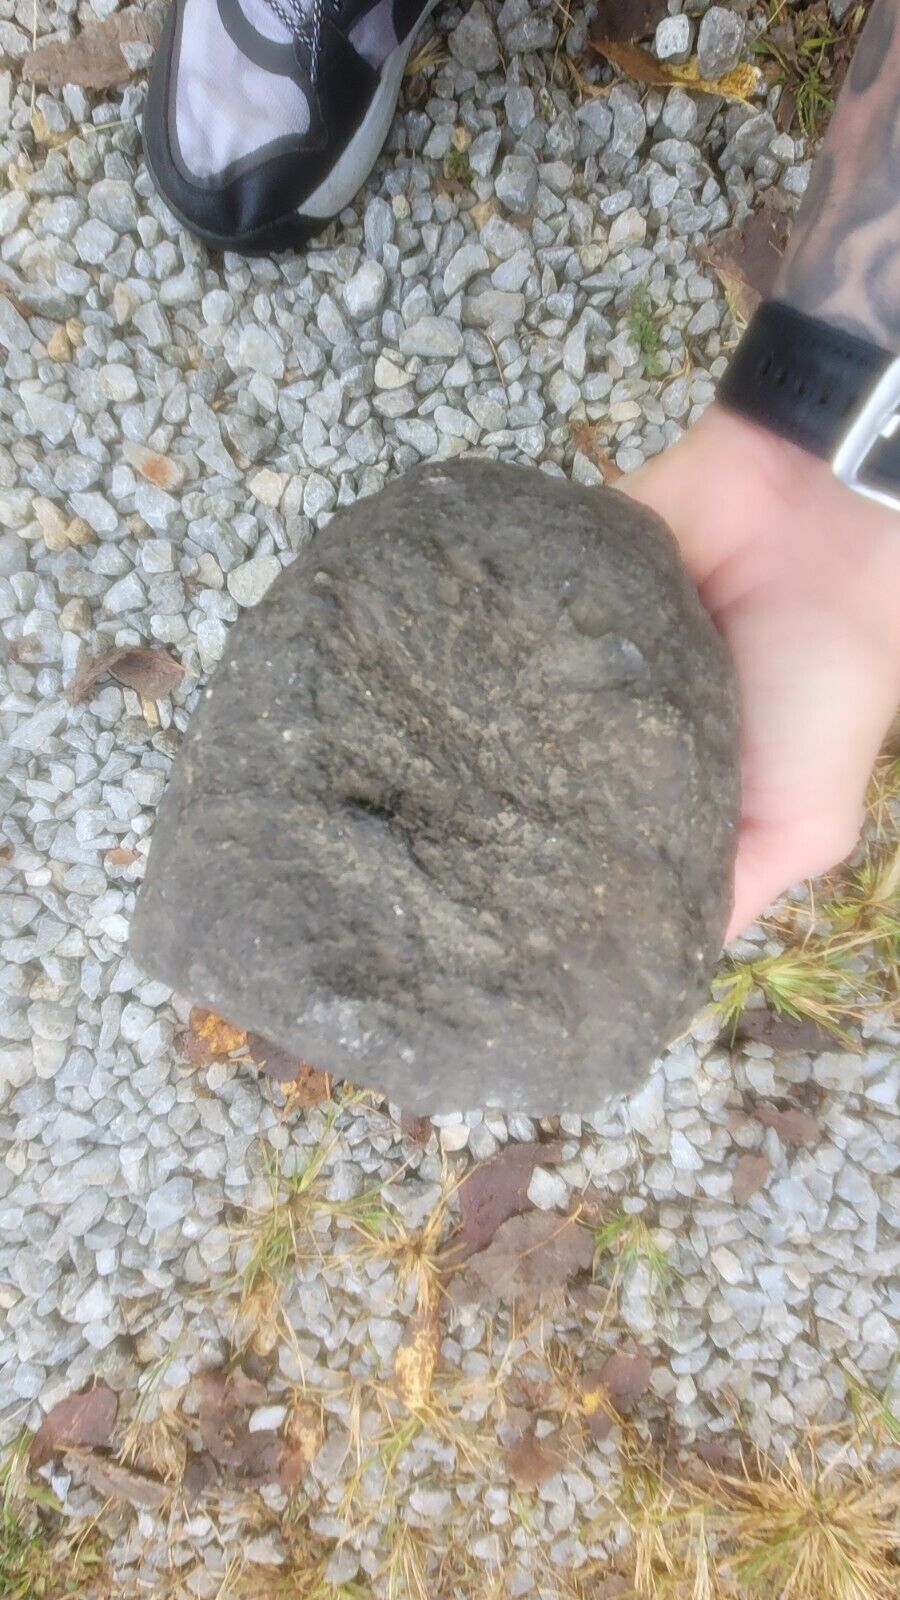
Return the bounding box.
[144,0,442,256]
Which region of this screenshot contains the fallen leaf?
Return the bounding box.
[775,83,796,132]
[399,1110,432,1145]
[735,1008,842,1055]
[695,1437,743,1472]
[23,9,162,90]
[700,203,792,325]
[195,1368,295,1487]
[599,0,667,42]
[67,645,183,704]
[76,1452,168,1510]
[30,109,76,149]
[458,1140,566,1252]
[184,1007,247,1065]
[282,1401,323,1483]
[280,1062,332,1110]
[732,1152,771,1202]
[507,1426,565,1489]
[393,1296,440,1409]
[570,422,623,483]
[592,1349,652,1416]
[106,846,140,867]
[756,1104,820,1147]
[591,37,759,101]
[30,1386,118,1468]
[246,1031,328,1099]
[182,1451,220,1502]
[449,1210,593,1306]
[580,1376,615,1442]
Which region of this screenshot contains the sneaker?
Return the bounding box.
[143,0,440,254]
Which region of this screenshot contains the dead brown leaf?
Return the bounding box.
[399,1109,432,1145]
[30,1386,118,1468]
[570,421,623,483]
[599,0,667,43]
[775,83,796,132]
[283,1401,323,1479]
[393,1296,441,1409]
[701,203,792,325]
[280,1062,332,1111]
[67,645,183,704]
[458,1140,566,1252]
[23,9,161,91]
[594,1349,653,1416]
[590,37,759,100]
[695,1436,743,1473]
[106,846,140,867]
[507,1426,565,1489]
[194,1368,299,1489]
[756,1104,820,1147]
[732,1151,771,1202]
[183,1007,248,1066]
[181,1452,219,1503]
[449,1210,593,1306]
[735,1008,843,1054]
[246,1031,328,1101]
[77,1452,168,1510]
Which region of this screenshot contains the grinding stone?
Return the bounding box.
[131,461,739,1113]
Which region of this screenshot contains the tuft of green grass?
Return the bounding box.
[628,288,666,379]
[610,1431,900,1600]
[751,0,864,140]
[710,947,862,1042]
[843,1355,900,1449]
[592,1209,681,1326]
[442,146,473,186]
[0,1509,107,1600]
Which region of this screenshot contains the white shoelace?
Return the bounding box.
[263,0,327,76]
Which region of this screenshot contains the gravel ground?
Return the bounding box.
[1,0,899,1592]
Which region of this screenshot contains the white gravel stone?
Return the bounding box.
[399,316,463,360]
[526,1166,569,1210]
[655,15,692,63]
[146,1177,194,1231]
[608,208,647,252]
[22,387,75,445]
[343,260,388,321]
[236,326,285,378]
[227,555,281,607]
[444,241,490,298]
[697,6,745,78]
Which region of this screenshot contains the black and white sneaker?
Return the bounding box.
[143,0,439,254]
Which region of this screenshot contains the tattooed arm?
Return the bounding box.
[622,0,900,936]
[776,0,900,350]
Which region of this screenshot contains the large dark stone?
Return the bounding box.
[131,461,739,1113]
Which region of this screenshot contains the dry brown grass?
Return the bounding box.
[609,1431,900,1600]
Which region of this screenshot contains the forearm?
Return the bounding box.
[775,0,900,352]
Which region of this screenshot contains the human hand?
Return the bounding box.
[622,403,900,940]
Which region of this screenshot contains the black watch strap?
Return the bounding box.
[718,300,900,507]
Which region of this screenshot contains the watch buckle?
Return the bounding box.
[832,356,900,512]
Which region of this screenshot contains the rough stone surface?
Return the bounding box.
[132,461,738,1113]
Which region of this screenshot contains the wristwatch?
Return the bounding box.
[718,300,900,513]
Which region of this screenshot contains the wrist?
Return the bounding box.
[700,402,900,673]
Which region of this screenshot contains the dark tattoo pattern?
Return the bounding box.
[777,0,900,351]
